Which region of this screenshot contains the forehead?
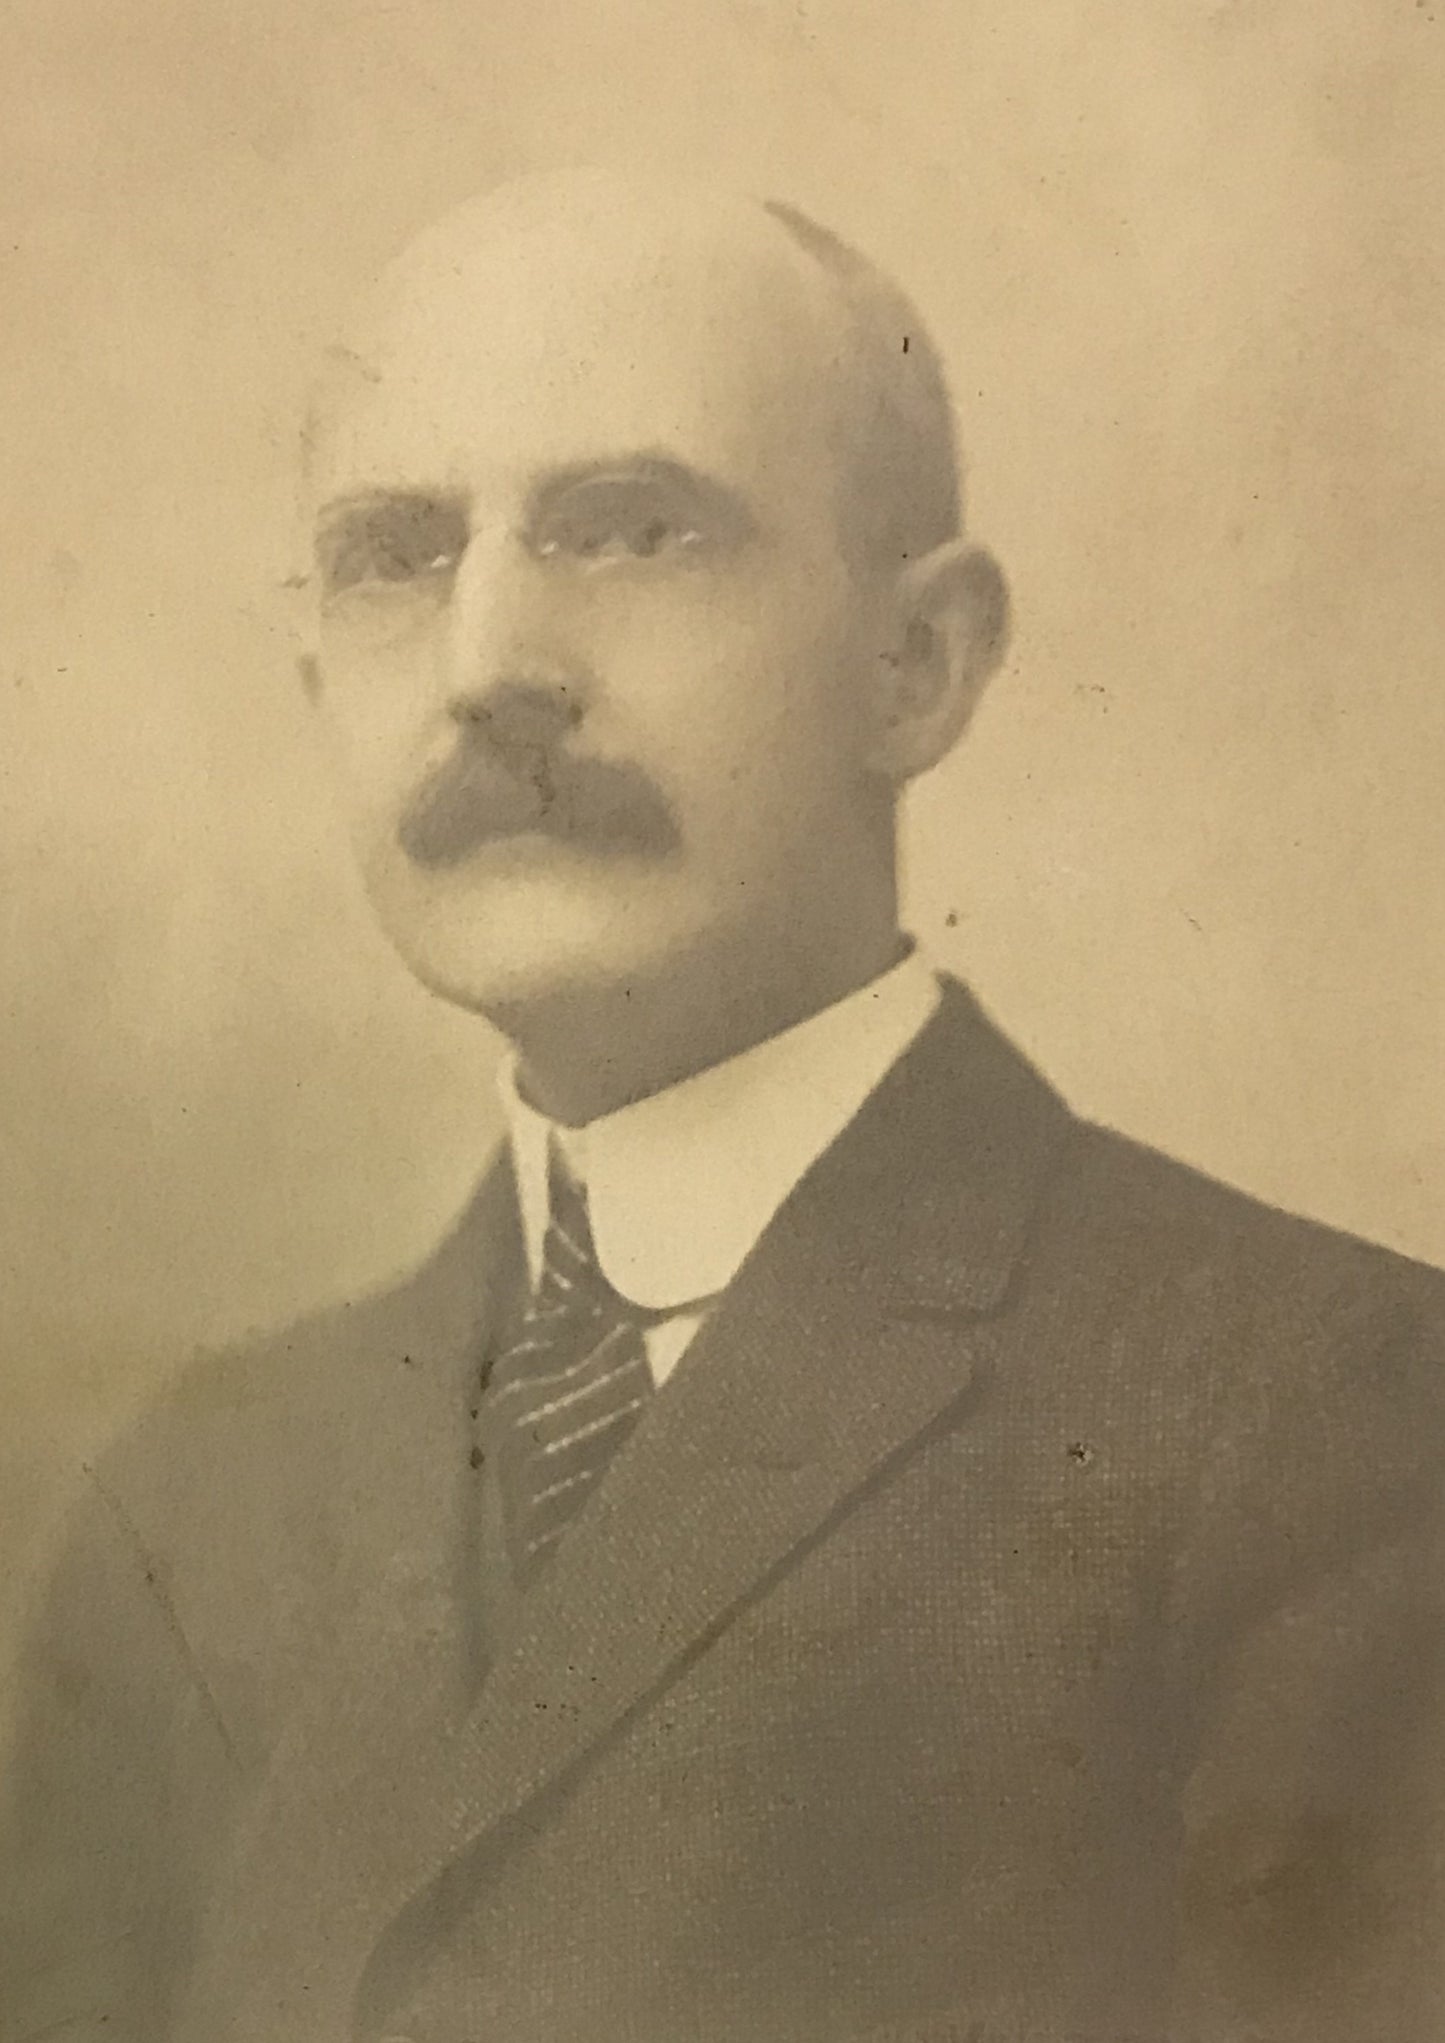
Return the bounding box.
[311,203,854,524]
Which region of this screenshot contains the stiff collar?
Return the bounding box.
[500,948,942,1311]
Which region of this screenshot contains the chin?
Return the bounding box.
[361,850,703,1023]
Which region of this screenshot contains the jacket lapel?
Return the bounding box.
[174,1158,523,2038]
[411,985,1072,1845]
[188,982,1074,2039]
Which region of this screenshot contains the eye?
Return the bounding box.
[528,478,706,567]
[318,499,467,597]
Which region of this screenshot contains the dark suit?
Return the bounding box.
[4,982,1443,2042]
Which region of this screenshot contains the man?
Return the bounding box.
[3,169,1442,2043]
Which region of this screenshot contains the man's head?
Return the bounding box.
[303,169,1007,1050]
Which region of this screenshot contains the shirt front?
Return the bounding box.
[500,946,941,1386]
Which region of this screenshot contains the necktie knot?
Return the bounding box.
[534,1155,621,1320]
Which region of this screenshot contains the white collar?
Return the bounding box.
[500,946,942,1311]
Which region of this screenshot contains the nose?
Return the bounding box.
[452,679,583,768]
[443,527,589,744]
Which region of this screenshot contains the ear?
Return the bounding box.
[868,541,1010,784]
[297,651,323,704]
[280,567,324,703]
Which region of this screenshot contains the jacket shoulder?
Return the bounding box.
[1056,1116,1445,1316]
[1034,1120,1445,1582]
[97,1151,513,1528]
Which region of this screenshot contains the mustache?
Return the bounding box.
[396,735,681,870]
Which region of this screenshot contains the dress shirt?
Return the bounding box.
[500,945,942,1386]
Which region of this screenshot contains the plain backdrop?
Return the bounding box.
[3,0,1443,1653]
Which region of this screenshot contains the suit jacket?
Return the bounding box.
[4,981,1443,2043]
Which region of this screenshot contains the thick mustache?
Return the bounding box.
[397,737,680,869]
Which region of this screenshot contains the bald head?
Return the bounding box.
[308,168,963,575]
[759,198,962,568]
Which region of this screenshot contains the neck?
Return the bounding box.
[500,920,908,1128]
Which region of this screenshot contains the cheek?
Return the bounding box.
[313,635,441,805]
[612,573,874,804]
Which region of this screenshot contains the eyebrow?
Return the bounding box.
[315,453,759,538]
[527,454,755,527]
[314,486,467,534]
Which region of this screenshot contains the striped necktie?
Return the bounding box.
[485,1156,655,1587]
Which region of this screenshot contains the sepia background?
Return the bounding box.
[4,0,1443,1663]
